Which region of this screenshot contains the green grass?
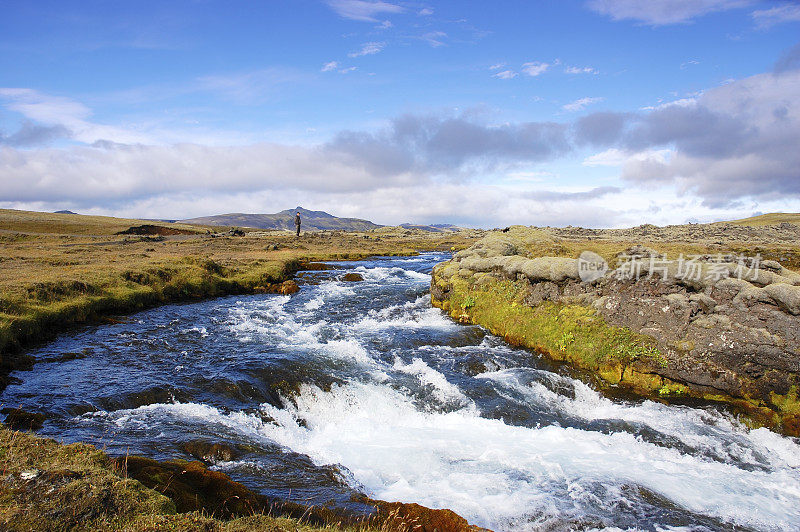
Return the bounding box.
[0,209,481,357]
[446,276,665,370]
[0,257,297,354]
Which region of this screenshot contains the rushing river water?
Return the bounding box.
[4,253,800,531]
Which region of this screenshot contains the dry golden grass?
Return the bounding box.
[0,208,210,236]
[717,212,800,227]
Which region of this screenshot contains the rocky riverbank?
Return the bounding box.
[431,227,800,435]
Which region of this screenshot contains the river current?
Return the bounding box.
[3,253,800,531]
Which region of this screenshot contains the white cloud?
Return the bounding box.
[326,0,403,22]
[504,170,556,182]
[420,31,447,47]
[522,62,550,77]
[321,61,339,72]
[639,97,698,111]
[617,70,800,207]
[0,88,151,144]
[348,41,385,57]
[5,65,799,226]
[582,148,629,167]
[586,0,753,25]
[418,8,434,16]
[493,70,517,80]
[339,66,358,74]
[680,60,700,69]
[489,63,505,71]
[562,96,605,112]
[582,147,673,167]
[751,4,800,29]
[0,88,90,125]
[564,66,598,74]
[0,141,420,207]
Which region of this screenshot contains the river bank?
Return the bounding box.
[431,224,800,436]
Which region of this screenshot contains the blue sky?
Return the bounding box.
[1,0,799,227]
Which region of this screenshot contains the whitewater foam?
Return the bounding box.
[88,375,800,531]
[261,382,800,531]
[354,265,431,283]
[393,357,472,407]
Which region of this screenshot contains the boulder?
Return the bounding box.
[359,496,489,532]
[618,244,660,259]
[520,257,579,283]
[455,233,519,260]
[341,272,364,282]
[763,283,800,315]
[1,408,45,431]
[278,280,299,295]
[180,440,240,464]
[577,251,608,283]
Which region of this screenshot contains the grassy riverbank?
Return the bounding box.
[0,425,481,532]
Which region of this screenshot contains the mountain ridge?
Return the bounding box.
[180,207,381,232]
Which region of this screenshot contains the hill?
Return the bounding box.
[715,212,800,227]
[0,208,207,236]
[398,223,465,232]
[181,207,381,232]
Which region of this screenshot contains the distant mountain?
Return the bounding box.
[54,210,77,214]
[180,207,382,232]
[398,223,464,232]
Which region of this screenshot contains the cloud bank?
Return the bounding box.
[1,65,799,224]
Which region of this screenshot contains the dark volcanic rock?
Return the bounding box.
[119,455,483,529]
[2,408,46,431]
[116,224,195,236]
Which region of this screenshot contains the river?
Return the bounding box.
[3,253,800,531]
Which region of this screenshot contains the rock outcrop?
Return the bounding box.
[432,228,800,435]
